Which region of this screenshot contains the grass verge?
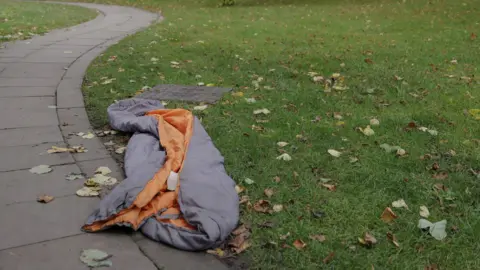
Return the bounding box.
[74,0,480,268]
[0,1,97,42]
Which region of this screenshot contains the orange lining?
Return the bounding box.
[83,109,195,232]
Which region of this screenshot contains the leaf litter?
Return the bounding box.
[391,199,409,209]
[80,249,113,268]
[47,146,87,154]
[29,165,52,174]
[37,195,54,203]
[381,207,398,223]
[65,172,84,181]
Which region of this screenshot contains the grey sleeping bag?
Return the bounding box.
[83,98,239,251]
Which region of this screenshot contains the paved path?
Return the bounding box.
[0,2,227,269]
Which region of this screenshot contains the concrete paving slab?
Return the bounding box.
[0,86,56,97]
[0,142,74,172]
[0,63,67,79]
[77,157,124,182]
[0,195,97,250]
[0,164,83,205]
[57,78,85,108]
[0,78,59,87]
[58,107,90,127]
[0,97,58,129]
[54,38,107,46]
[0,126,63,147]
[66,135,111,162]
[0,233,157,270]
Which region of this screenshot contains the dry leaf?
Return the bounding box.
[386,232,399,247]
[65,172,84,181]
[432,171,448,180]
[396,148,407,156]
[253,200,271,213]
[264,188,275,198]
[327,149,341,157]
[253,108,271,115]
[91,174,117,186]
[245,98,256,103]
[358,232,377,247]
[360,125,375,136]
[81,133,95,139]
[280,232,290,240]
[322,183,336,191]
[29,165,52,174]
[419,205,430,218]
[381,207,398,223]
[115,146,126,154]
[193,105,208,111]
[273,204,284,212]
[235,185,245,194]
[244,178,255,185]
[239,195,250,204]
[293,239,306,250]
[309,234,326,242]
[232,224,249,236]
[76,187,100,197]
[47,146,86,154]
[95,167,112,175]
[37,195,54,203]
[273,176,281,183]
[370,118,380,126]
[323,252,335,264]
[231,240,251,254]
[432,162,440,170]
[391,199,409,209]
[277,142,288,147]
[231,91,244,97]
[276,153,292,161]
[206,248,225,257]
[80,249,112,268]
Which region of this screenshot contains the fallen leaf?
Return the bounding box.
[29,165,52,174]
[379,143,401,153]
[280,232,290,240]
[76,187,100,197]
[327,149,341,157]
[244,178,255,185]
[394,75,403,81]
[386,232,399,247]
[258,221,275,228]
[468,109,480,120]
[91,174,117,186]
[364,58,374,64]
[277,141,288,147]
[37,195,54,203]
[418,219,447,240]
[321,183,336,191]
[253,200,271,213]
[80,249,112,268]
[391,199,409,209]
[239,195,250,204]
[231,240,251,254]
[309,234,326,242]
[253,108,271,115]
[323,252,335,264]
[358,232,377,247]
[245,98,256,103]
[432,162,440,170]
[65,172,84,181]
[419,205,430,218]
[100,78,116,85]
[432,171,448,180]
[235,185,245,194]
[370,119,380,126]
[115,146,126,154]
[264,188,275,198]
[232,224,249,236]
[349,157,359,163]
[206,248,225,257]
[95,167,112,175]
[81,133,95,139]
[193,105,208,111]
[293,239,306,250]
[381,207,398,223]
[272,204,284,212]
[360,125,375,136]
[425,264,439,270]
[276,153,292,161]
[396,148,407,156]
[231,91,244,97]
[313,76,324,82]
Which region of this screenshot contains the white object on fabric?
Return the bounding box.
[167,171,179,191]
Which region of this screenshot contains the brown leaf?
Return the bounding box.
[434,183,448,191]
[264,188,275,198]
[309,234,326,242]
[253,200,271,213]
[381,207,398,223]
[386,232,399,247]
[37,194,54,203]
[235,185,245,194]
[293,239,306,250]
[258,221,275,228]
[424,264,438,270]
[232,224,249,236]
[358,232,377,246]
[364,58,374,64]
[321,183,336,191]
[432,162,440,171]
[432,171,448,180]
[405,121,417,131]
[231,240,251,254]
[273,176,281,183]
[239,195,250,204]
[471,32,477,41]
[323,252,335,264]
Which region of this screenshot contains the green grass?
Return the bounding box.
[72,0,480,268]
[0,1,97,42]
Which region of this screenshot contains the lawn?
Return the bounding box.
[70,0,480,268]
[0,1,97,42]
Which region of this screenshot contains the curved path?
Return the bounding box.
[0,3,226,269]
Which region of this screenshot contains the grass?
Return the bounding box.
[0,1,97,42]
[66,0,480,268]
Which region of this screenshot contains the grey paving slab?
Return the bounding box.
[0,164,83,205]
[54,38,108,46]
[66,135,111,162]
[137,238,229,270]
[58,107,90,127]
[0,126,63,147]
[137,84,233,103]
[30,47,90,58]
[0,49,36,58]
[75,30,127,40]
[0,86,56,97]
[57,78,85,108]
[0,234,157,270]
[0,63,67,79]
[0,97,58,129]
[0,195,97,250]
[0,142,74,172]
[0,78,59,87]
[20,56,78,63]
